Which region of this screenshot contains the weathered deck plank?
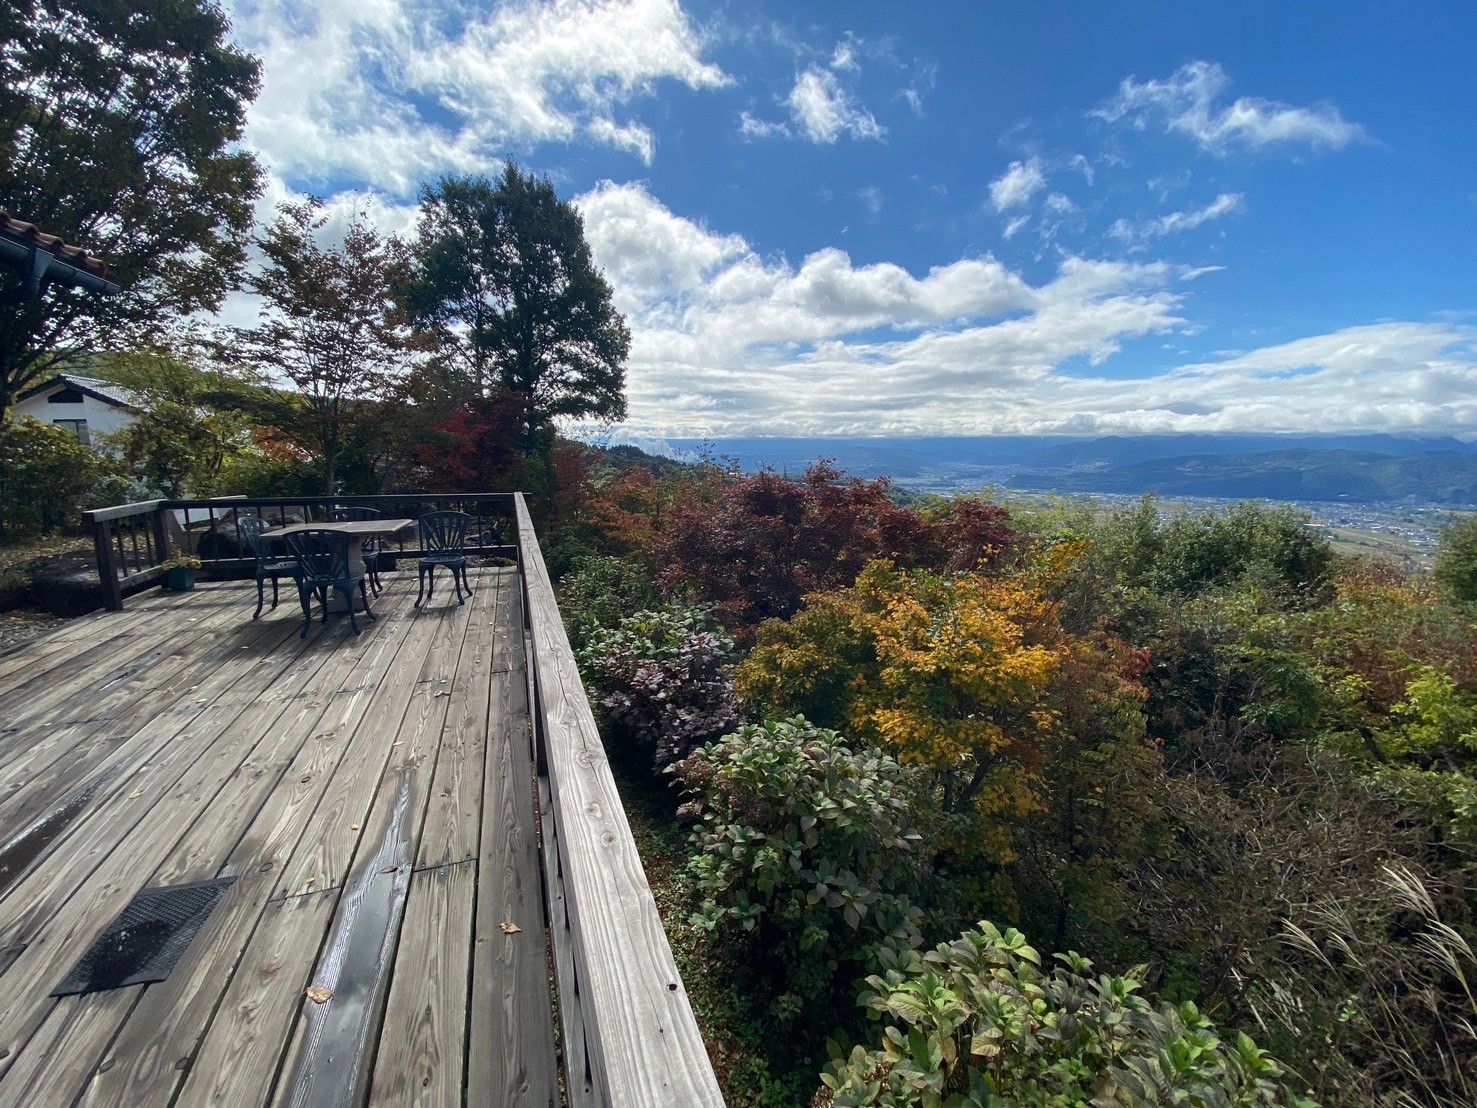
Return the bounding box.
[269,571,490,1107]
[416,567,505,872]
[367,861,476,1107]
[468,576,559,1108]
[78,589,432,1107]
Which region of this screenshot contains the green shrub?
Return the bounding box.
[671,718,926,1020]
[818,920,1315,1107]
[0,417,125,536]
[558,553,659,650]
[213,447,321,498]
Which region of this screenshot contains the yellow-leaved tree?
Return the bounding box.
[739,553,1157,928]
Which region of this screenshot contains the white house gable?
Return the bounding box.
[11,374,139,445]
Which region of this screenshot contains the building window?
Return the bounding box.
[48,387,84,403]
[53,419,90,446]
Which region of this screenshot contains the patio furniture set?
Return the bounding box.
[237,509,476,638]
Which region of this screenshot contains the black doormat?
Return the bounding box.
[51,877,236,997]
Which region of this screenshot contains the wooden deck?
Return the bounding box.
[0,565,559,1106]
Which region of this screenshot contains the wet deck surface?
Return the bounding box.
[0,566,559,1106]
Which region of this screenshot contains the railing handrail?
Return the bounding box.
[82,498,165,524]
[516,493,724,1107]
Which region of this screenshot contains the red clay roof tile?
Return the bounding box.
[0,211,109,279]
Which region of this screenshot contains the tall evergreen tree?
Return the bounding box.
[405,164,630,454]
[0,0,263,418]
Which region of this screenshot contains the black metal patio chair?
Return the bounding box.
[415,510,471,607]
[237,516,302,620]
[285,528,375,638]
[330,506,385,595]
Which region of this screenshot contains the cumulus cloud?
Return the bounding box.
[1110,192,1246,241]
[989,158,1047,211]
[227,0,727,188]
[570,182,1477,438]
[1094,60,1367,153]
[786,65,884,143]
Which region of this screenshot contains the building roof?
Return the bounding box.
[0,211,110,280]
[15,373,141,410]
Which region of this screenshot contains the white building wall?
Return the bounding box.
[10,382,137,444]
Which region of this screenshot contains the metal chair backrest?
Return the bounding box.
[330,506,381,522]
[285,528,354,585]
[418,511,471,554]
[236,516,276,566]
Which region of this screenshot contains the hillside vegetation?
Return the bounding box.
[551,456,1477,1107]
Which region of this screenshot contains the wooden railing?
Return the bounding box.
[83,494,519,610]
[515,494,724,1107]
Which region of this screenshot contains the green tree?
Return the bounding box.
[0,0,263,417]
[235,201,411,497]
[0,416,126,535]
[405,164,629,454]
[1435,513,1477,608]
[95,343,253,496]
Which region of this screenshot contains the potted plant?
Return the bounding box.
[163,550,202,591]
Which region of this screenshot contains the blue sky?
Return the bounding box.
[222,0,1477,440]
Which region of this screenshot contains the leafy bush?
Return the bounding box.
[559,553,660,651]
[817,920,1314,1107]
[577,605,740,770]
[1149,500,1333,601]
[740,561,1155,895]
[652,462,1014,640]
[213,444,321,498]
[671,718,926,1019]
[0,417,126,536]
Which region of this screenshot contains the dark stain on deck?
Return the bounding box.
[0,770,114,899]
[283,778,414,1108]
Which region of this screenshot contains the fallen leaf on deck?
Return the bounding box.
[128,792,142,800]
[499,922,521,934]
[350,824,360,831]
[434,690,450,697]
[381,866,399,873]
[305,985,333,1003]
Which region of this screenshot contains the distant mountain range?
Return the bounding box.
[665,435,1477,505]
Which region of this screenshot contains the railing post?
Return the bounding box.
[152,503,171,566]
[92,518,123,612]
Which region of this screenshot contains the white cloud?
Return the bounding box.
[786,66,884,143]
[1111,192,1246,241]
[899,61,937,117]
[1003,214,1031,239]
[585,118,657,164]
[830,38,859,72]
[570,182,1477,438]
[989,158,1046,211]
[738,110,790,140]
[227,0,728,190]
[856,186,884,217]
[1094,60,1367,153]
